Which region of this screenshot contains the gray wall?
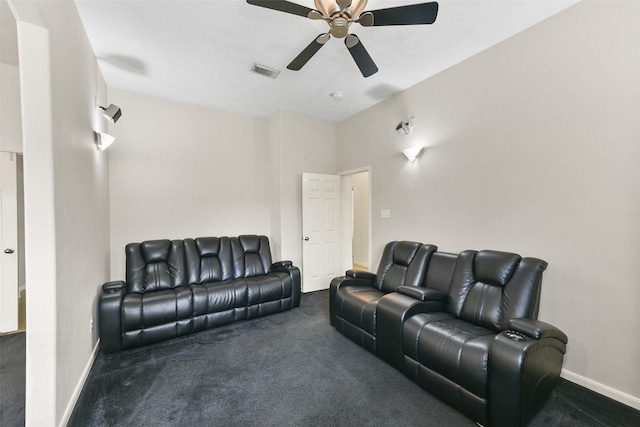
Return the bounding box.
[337,0,640,406]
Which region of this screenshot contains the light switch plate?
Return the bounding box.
[381,209,391,219]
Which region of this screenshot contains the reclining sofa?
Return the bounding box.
[330,241,567,427]
[99,235,300,353]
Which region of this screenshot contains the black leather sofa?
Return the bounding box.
[99,235,301,353]
[330,241,567,427]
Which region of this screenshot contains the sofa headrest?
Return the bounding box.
[375,241,436,292]
[126,239,186,293]
[392,241,421,267]
[195,237,223,257]
[232,235,273,278]
[140,240,172,263]
[474,250,521,287]
[238,235,260,253]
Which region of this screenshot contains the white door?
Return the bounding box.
[302,173,341,292]
[0,152,19,332]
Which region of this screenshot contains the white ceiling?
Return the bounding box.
[4,1,581,122]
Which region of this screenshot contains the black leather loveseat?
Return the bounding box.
[330,241,567,427]
[99,235,300,353]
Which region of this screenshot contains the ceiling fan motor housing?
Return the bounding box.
[330,17,350,38]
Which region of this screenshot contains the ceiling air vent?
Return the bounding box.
[250,63,280,79]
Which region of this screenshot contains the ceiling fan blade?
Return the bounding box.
[288,33,330,71]
[345,34,378,78]
[246,0,316,18]
[366,2,439,26]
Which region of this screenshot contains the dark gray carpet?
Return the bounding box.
[0,332,25,427]
[68,291,640,426]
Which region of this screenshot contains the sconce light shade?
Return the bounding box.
[402,146,425,162]
[98,104,122,123]
[95,131,115,151]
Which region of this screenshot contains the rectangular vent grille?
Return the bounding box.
[250,63,280,79]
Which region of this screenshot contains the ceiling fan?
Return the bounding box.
[246,0,439,77]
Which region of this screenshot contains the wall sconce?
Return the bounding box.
[95,131,115,151]
[93,102,122,150]
[395,115,414,136]
[98,104,122,123]
[402,146,425,162]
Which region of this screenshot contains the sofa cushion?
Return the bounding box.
[231,235,273,278]
[246,272,294,318]
[403,315,495,399]
[122,287,193,330]
[447,250,548,331]
[374,241,431,292]
[190,280,249,331]
[335,286,385,335]
[121,287,194,349]
[185,237,234,285]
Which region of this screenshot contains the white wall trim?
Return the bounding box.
[59,339,100,427]
[562,369,640,411]
[339,165,371,177]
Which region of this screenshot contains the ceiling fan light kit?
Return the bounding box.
[246,0,439,77]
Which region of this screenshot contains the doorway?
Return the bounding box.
[338,168,371,273]
[350,171,370,271]
[0,154,25,335]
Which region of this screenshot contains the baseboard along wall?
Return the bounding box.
[562,369,640,411]
[59,339,100,427]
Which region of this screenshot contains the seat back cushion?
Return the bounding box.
[231,235,273,278]
[374,241,436,293]
[447,250,548,331]
[424,251,458,294]
[185,237,234,285]
[126,239,186,293]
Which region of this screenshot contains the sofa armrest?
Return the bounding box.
[508,318,568,343]
[271,260,293,268]
[271,261,301,308]
[99,281,126,353]
[102,280,125,293]
[346,270,376,281]
[396,286,446,302]
[490,319,568,426]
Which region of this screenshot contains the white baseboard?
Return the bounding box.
[561,369,640,411]
[302,283,329,293]
[59,338,100,427]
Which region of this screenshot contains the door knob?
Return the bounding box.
[304,237,309,241]
[4,248,14,254]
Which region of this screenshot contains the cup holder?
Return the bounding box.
[504,330,526,342]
